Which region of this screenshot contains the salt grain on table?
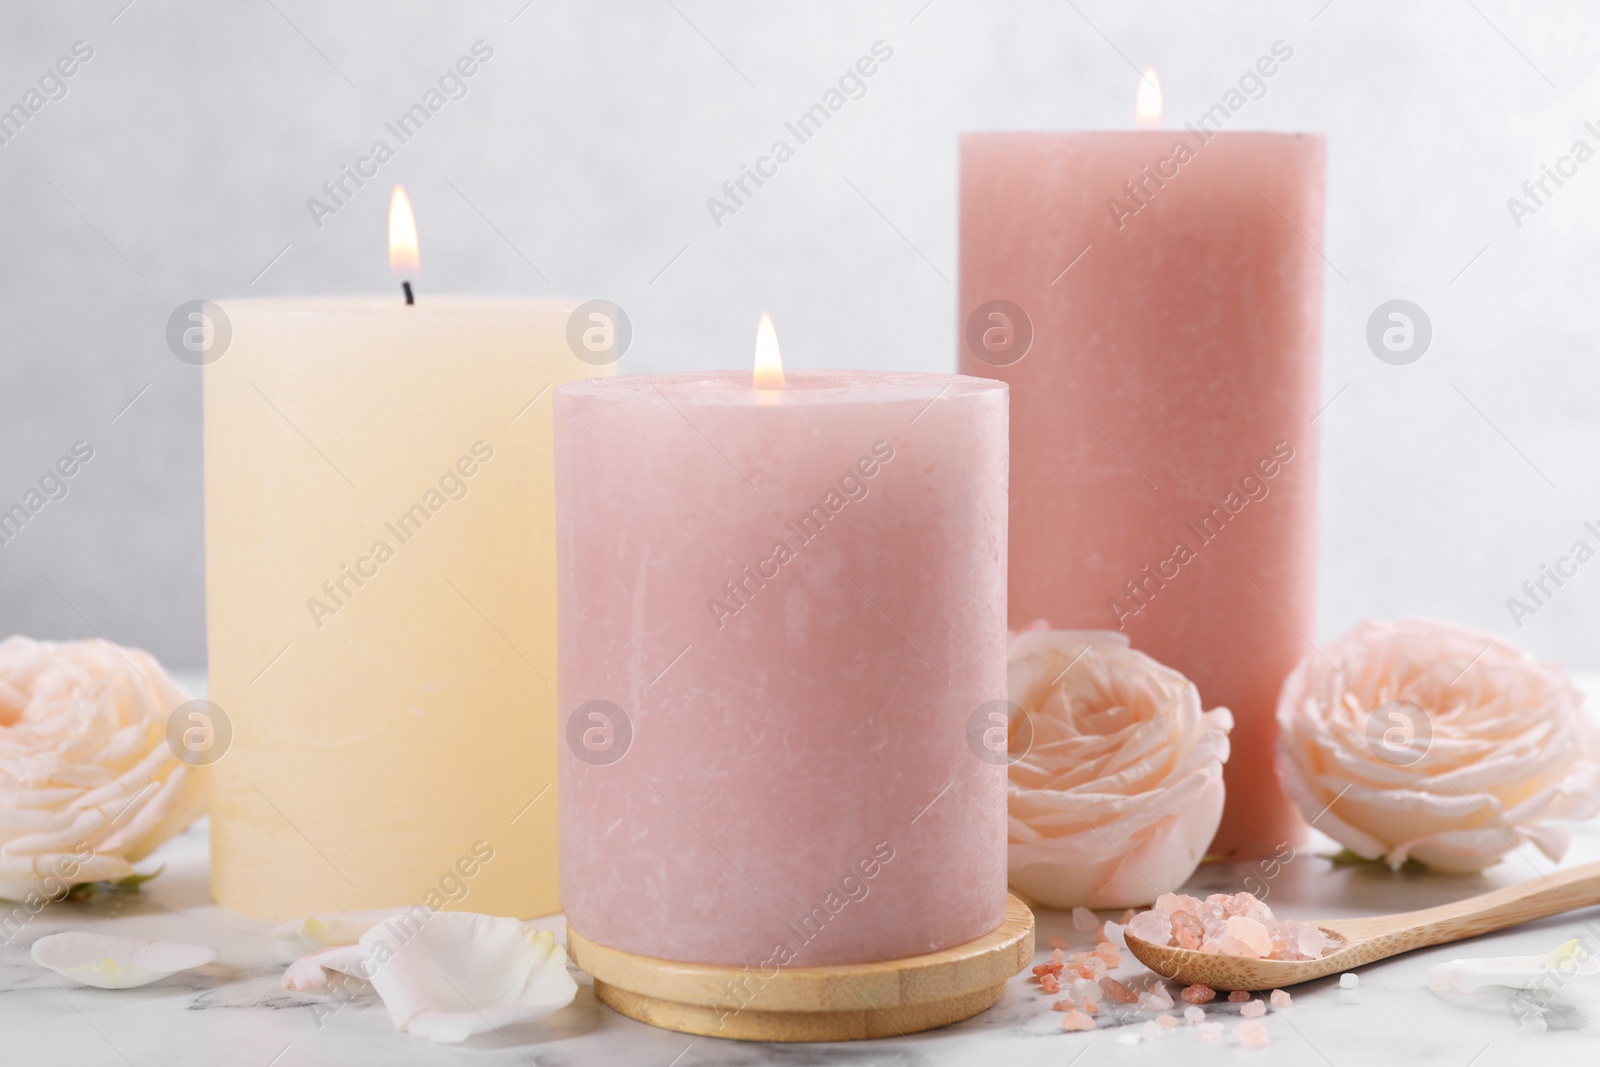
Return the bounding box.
[1234,1019,1271,1047]
[1100,976,1139,1003]
[1139,989,1173,1012]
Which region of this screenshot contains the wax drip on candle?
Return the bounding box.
[753,312,784,403]
[389,184,420,306]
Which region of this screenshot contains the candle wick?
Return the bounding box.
[402,281,414,306]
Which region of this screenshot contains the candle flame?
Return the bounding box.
[753,312,784,396]
[1135,67,1162,129]
[389,184,420,276]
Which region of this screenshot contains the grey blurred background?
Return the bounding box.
[0,0,1596,671]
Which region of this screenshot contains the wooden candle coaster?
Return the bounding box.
[567,894,1034,1042]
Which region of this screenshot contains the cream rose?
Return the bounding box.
[0,637,208,900]
[1006,628,1233,910]
[1275,618,1600,873]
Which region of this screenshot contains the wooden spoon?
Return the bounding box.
[1123,860,1600,991]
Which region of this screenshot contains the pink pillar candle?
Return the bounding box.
[556,371,1008,966]
[959,131,1325,860]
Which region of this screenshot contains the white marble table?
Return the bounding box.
[4,678,1598,1065]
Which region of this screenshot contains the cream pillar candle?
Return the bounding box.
[205,296,611,919]
[555,362,1009,967]
[959,92,1324,859]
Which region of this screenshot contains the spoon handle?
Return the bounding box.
[1340,860,1600,950]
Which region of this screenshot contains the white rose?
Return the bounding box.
[1275,618,1600,872]
[1006,628,1233,910]
[0,637,208,900]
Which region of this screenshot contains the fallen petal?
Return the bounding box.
[1427,939,1600,995]
[361,911,578,1043]
[278,911,578,1042]
[32,932,216,989]
[282,944,366,992]
[273,908,407,949]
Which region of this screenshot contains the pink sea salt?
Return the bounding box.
[1217,935,1257,958]
[1127,909,1174,946]
[1099,976,1139,1004]
[1234,1020,1270,1047]
[1270,989,1292,1010]
[1155,1013,1180,1028]
[1172,910,1205,949]
[1240,1000,1267,1018]
[1293,923,1334,959]
[1226,916,1274,957]
[1228,990,1251,1003]
[1123,892,1337,962]
[1180,984,1216,1004]
[1138,990,1173,1013]
[1184,1006,1205,1025]
[1061,1011,1095,1032]
[1040,973,1060,995]
[1068,977,1101,1006]
[1048,934,1071,950]
[1072,906,1098,931]
[1197,1021,1223,1040]
[1093,941,1122,967]
[1153,892,1188,914]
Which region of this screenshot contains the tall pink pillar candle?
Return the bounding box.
[556,370,1008,965]
[960,131,1325,860]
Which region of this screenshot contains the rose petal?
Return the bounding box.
[1427,939,1600,994]
[279,910,578,1043]
[282,943,366,991]
[32,931,216,989]
[273,908,409,949]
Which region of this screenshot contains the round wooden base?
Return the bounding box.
[567,894,1035,1042]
